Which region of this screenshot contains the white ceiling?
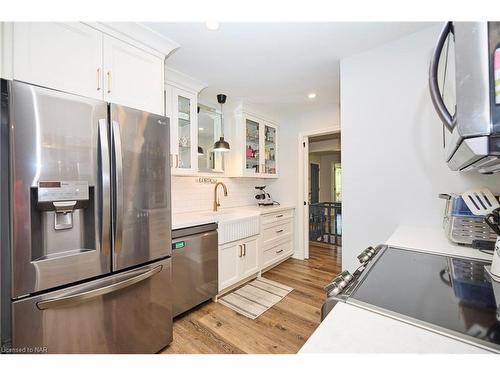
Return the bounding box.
[145,22,437,116]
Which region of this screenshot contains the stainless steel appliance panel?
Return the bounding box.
[430,22,500,173]
[1,79,11,347]
[12,257,172,353]
[110,105,171,271]
[9,81,110,297]
[172,224,218,317]
[453,22,491,138]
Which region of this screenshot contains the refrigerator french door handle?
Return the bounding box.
[98,119,111,256]
[36,265,163,310]
[112,120,124,254]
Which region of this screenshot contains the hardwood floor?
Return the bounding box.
[161,244,341,354]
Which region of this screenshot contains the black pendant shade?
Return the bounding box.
[197,146,204,155]
[214,137,230,152]
[214,94,230,152]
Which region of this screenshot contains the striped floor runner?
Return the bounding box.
[218,277,293,319]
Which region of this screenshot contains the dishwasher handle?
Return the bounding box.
[172,223,218,240]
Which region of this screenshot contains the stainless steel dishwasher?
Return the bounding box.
[172,223,218,317]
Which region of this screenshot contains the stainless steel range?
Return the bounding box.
[0,79,172,353]
[322,246,500,353]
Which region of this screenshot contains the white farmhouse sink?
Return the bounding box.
[213,209,260,245]
[172,208,261,244]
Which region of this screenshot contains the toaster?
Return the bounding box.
[439,193,497,249]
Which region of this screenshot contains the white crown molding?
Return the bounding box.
[234,102,277,124]
[85,22,180,58]
[165,66,207,94]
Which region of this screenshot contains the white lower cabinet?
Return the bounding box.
[240,237,259,279]
[217,208,295,295]
[218,236,259,292]
[262,240,293,269]
[260,208,295,270]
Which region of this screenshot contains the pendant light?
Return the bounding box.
[197,146,204,156]
[214,94,230,152]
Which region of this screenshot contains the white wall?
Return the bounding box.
[341,25,500,271]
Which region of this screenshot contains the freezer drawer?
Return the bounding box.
[172,224,218,317]
[12,258,172,354]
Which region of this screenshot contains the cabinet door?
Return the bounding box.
[262,123,278,175]
[241,237,259,279]
[171,88,198,174]
[244,116,262,176]
[103,35,164,114]
[13,22,103,100]
[219,243,242,291]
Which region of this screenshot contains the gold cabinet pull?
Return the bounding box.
[97,68,101,91]
[107,71,112,94]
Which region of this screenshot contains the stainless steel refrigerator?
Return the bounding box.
[0,79,172,353]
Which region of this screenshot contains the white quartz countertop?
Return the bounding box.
[300,303,489,353]
[385,224,493,262]
[172,204,295,230]
[300,224,494,354]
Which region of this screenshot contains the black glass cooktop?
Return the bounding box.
[350,247,500,352]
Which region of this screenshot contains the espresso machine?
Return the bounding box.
[254,185,275,206]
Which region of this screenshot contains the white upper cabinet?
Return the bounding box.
[165,67,207,175]
[13,23,103,100]
[230,105,279,178]
[7,22,174,114]
[103,35,164,114]
[170,87,198,173]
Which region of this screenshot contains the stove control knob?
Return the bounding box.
[358,247,376,263]
[365,246,376,257]
[325,271,353,295]
[339,270,353,283]
[324,281,343,297]
[357,252,370,263]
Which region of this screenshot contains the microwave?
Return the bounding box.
[430,22,500,174]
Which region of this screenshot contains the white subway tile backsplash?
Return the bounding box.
[171,176,277,214]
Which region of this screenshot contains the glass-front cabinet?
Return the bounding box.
[166,67,208,176]
[245,119,260,174]
[232,110,278,178]
[198,104,224,173]
[169,87,198,174]
[263,124,277,174]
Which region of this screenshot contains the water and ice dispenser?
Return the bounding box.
[31,181,96,260]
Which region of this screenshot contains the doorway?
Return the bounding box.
[297,129,341,265]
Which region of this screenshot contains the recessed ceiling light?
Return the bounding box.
[199,127,204,131]
[205,21,219,31]
[308,93,317,99]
